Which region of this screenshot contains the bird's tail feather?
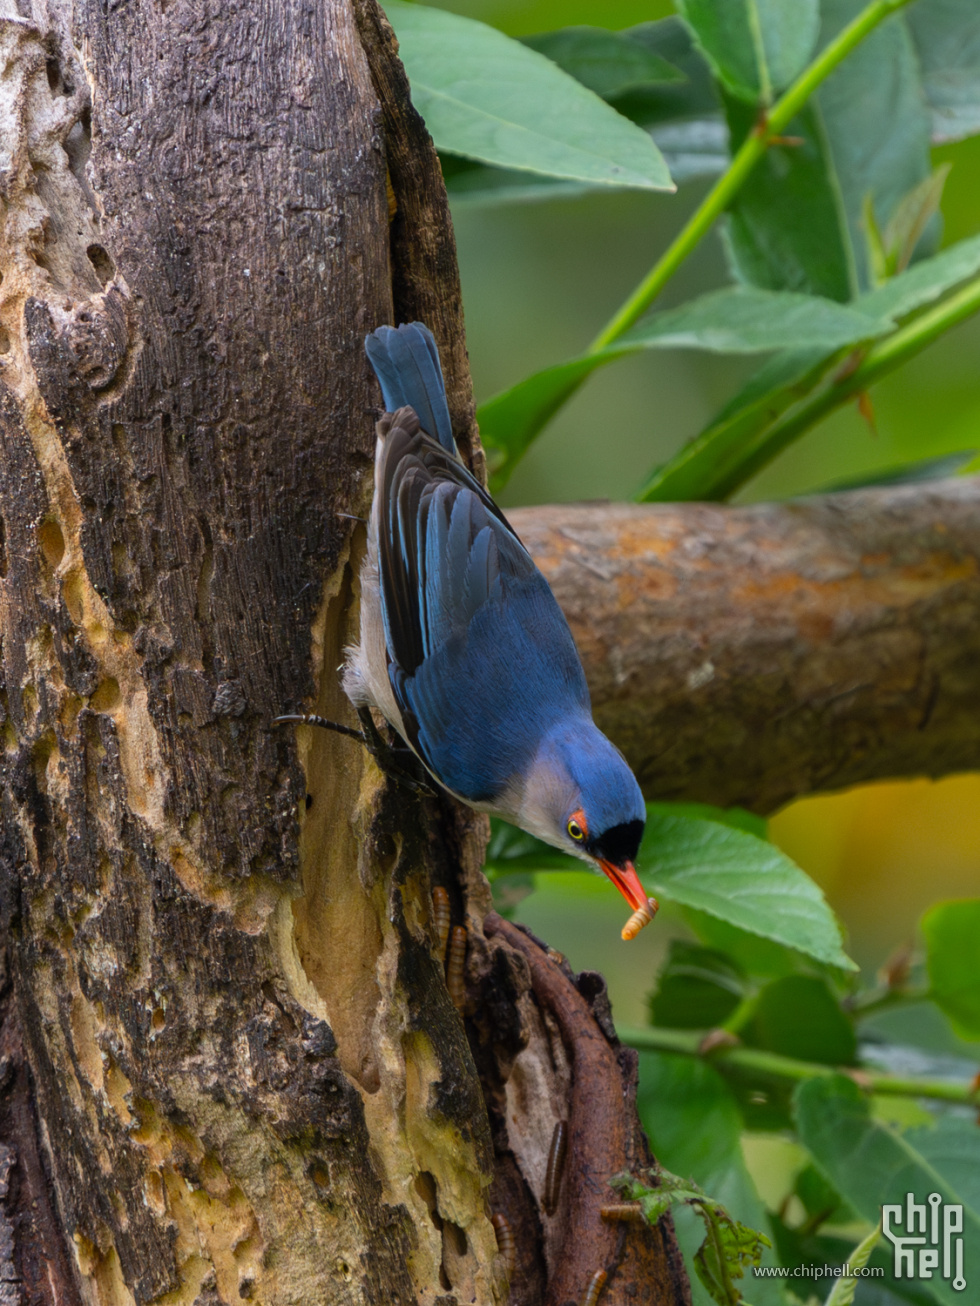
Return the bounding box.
[365,323,455,455]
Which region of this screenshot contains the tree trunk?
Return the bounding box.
[0,3,688,1304]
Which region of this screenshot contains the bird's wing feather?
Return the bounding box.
[378,409,589,801]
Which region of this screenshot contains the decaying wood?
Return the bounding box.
[511,479,980,813]
[0,2,686,1304]
[481,916,691,1306]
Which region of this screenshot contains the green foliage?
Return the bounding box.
[725,0,934,301]
[610,1165,773,1305]
[639,232,980,501]
[384,0,980,492]
[383,2,673,190]
[619,884,980,1304]
[641,809,855,970]
[520,24,685,98]
[650,940,746,1030]
[794,1077,980,1302]
[822,1222,882,1306]
[907,0,980,143]
[678,0,820,106]
[480,286,893,483]
[745,976,857,1066]
[921,898,980,1039]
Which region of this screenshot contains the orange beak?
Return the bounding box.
[598,859,647,912]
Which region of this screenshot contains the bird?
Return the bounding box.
[289,322,650,930]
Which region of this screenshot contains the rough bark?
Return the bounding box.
[510,480,980,813]
[0,3,685,1304]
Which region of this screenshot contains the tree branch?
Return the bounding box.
[508,477,980,813]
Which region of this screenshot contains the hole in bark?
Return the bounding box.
[151,1008,165,1031]
[144,1169,166,1215]
[38,518,66,568]
[87,244,115,287]
[443,1222,467,1259]
[89,678,121,712]
[0,326,9,354]
[46,59,60,92]
[414,1171,443,1230]
[305,793,313,810]
[309,1160,330,1192]
[64,110,92,188]
[0,514,6,578]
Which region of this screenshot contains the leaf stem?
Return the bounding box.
[588,0,914,352]
[618,1025,980,1106]
[708,270,980,498]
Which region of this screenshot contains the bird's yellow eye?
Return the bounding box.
[567,818,585,841]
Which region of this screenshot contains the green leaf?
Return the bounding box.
[725,1,934,301]
[745,976,857,1066]
[677,0,820,105]
[640,811,856,971]
[520,26,684,101]
[639,233,980,503]
[619,287,891,353]
[921,899,980,1040]
[823,1222,881,1306]
[440,154,601,206]
[638,346,835,502]
[480,288,892,488]
[877,165,953,282]
[795,1162,861,1228]
[907,0,980,144]
[684,909,809,979]
[617,18,722,125]
[770,1214,935,1306]
[649,940,747,1030]
[794,1076,980,1305]
[650,119,730,185]
[812,449,977,493]
[649,802,768,842]
[859,231,980,320]
[635,1054,786,1306]
[383,2,674,191]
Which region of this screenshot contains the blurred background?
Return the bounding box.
[427,0,980,1048]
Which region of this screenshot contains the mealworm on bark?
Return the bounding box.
[543,1120,567,1216]
[580,1268,608,1306]
[431,886,450,964]
[621,896,660,941]
[600,1203,646,1223]
[447,925,467,1011]
[491,1211,515,1281]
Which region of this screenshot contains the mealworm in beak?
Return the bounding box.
[621,896,659,941]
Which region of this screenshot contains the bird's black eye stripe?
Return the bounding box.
[593,819,644,866]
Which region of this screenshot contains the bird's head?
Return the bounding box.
[516,717,647,912]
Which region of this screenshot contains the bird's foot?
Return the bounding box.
[272,710,436,796]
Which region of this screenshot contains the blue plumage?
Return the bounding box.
[351,322,650,935]
[365,323,456,455]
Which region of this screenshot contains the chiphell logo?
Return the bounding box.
[882,1193,966,1291]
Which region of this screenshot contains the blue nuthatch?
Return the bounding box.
[281,323,650,932]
